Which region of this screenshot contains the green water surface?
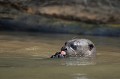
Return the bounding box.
[0,32,120,79]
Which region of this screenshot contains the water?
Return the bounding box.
[0,32,120,79]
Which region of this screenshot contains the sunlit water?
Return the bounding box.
[0,32,120,79]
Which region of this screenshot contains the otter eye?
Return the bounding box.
[70,44,77,50]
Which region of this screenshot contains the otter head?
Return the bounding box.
[61,39,96,58]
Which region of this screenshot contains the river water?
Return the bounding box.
[0,32,120,79]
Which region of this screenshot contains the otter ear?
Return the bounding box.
[88,44,94,51]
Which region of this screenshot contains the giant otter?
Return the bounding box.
[51,39,96,58]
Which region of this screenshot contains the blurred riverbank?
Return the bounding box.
[0,15,120,37]
[0,0,120,36]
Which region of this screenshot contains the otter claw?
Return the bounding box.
[50,52,65,58]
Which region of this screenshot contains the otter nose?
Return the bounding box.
[61,47,67,51]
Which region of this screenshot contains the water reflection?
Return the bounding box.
[73,73,88,79]
[48,57,96,67]
[61,57,96,66]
